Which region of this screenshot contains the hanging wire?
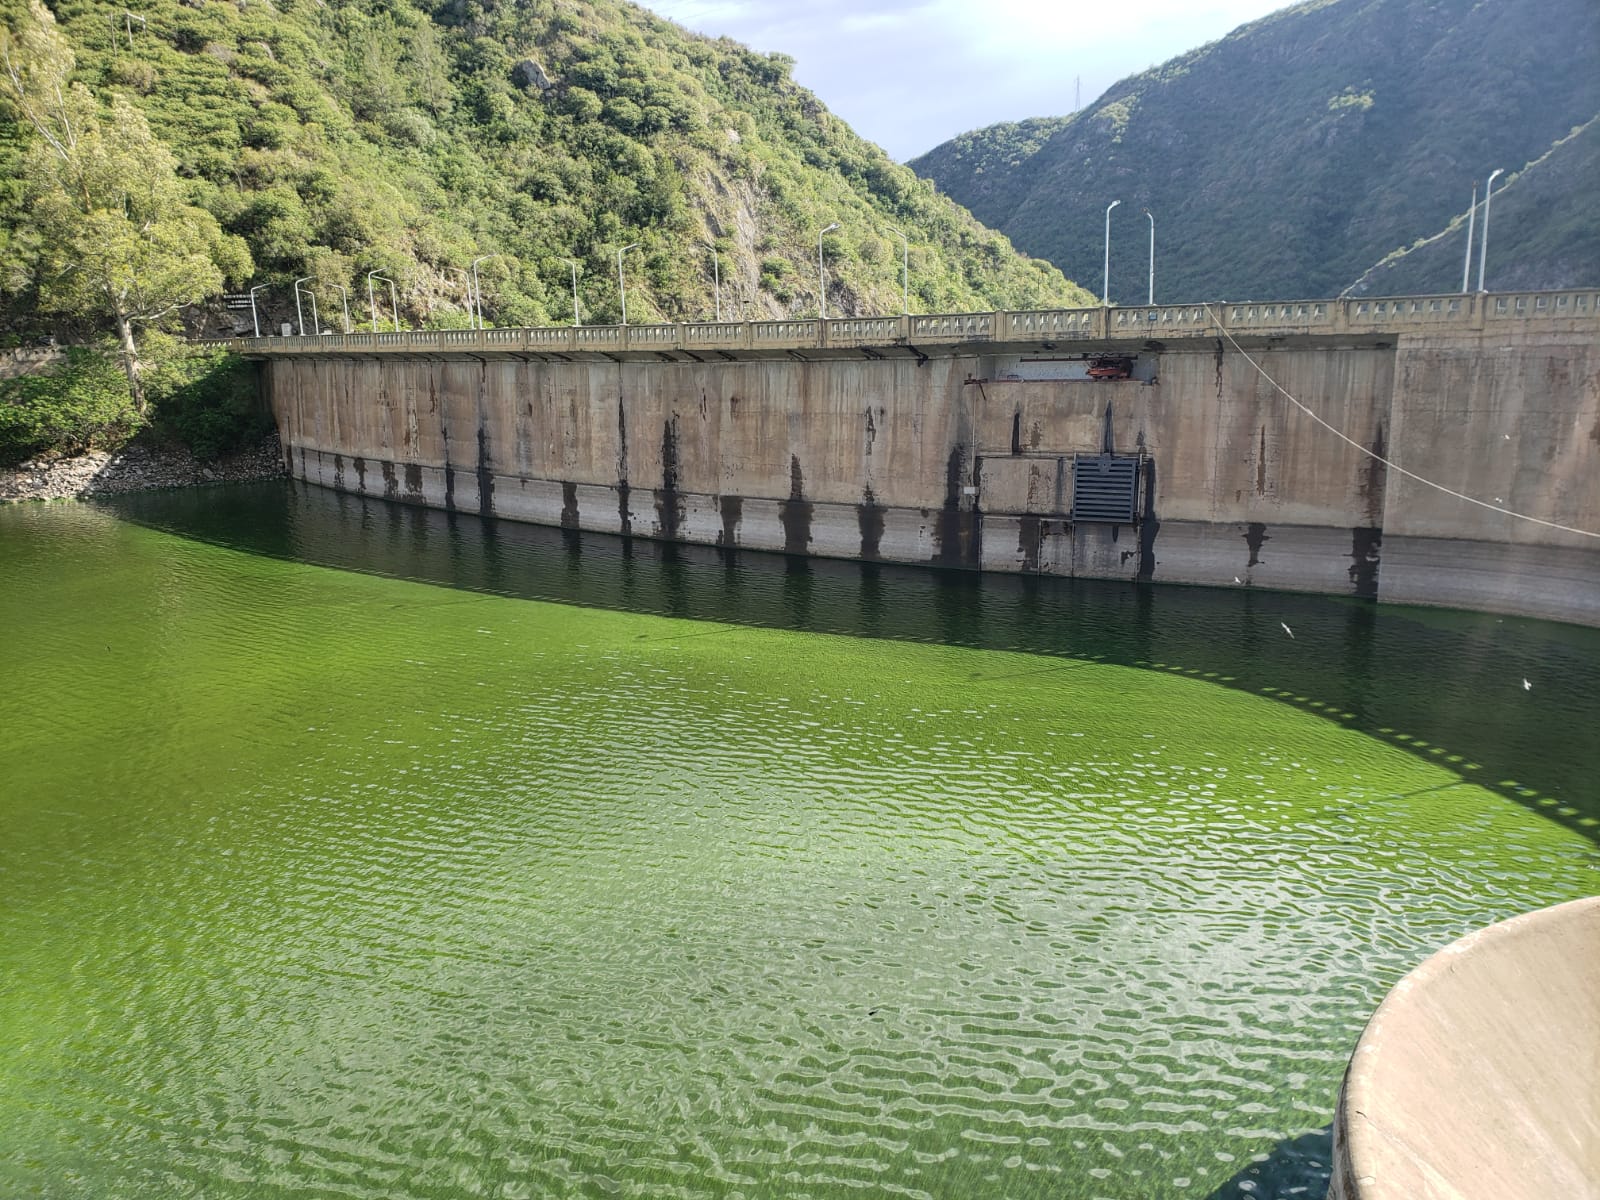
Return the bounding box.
[1203,305,1600,541]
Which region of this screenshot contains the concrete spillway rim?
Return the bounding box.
[1331,894,1600,1199]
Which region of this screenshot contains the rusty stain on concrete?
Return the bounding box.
[1360,422,1389,526]
[654,415,683,540]
[1018,513,1042,572]
[933,445,982,568]
[779,455,812,555]
[1244,521,1269,567]
[1137,459,1159,581]
[615,396,630,536]
[857,486,884,560]
[718,495,741,548]
[1349,527,1382,598]
[475,425,494,516]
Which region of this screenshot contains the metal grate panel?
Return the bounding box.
[1071,454,1140,523]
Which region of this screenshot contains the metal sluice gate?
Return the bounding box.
[1071,453,1142,524]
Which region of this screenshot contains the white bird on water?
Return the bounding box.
[1281,622,1295,639]
[1523,678,1532,691]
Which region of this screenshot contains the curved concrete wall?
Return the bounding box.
[261,318,1600,625]
[1330,896,1600,1199]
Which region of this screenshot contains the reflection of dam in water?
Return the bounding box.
[1,484,1595,1200]
[116,480,1600,830]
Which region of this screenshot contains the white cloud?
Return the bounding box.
[642,0,1295,159]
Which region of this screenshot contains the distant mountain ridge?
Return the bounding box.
[910,0,1600,304]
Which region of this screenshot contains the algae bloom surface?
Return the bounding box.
[2,485,1596,1199]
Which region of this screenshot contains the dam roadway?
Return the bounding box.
[222,289,1600,625]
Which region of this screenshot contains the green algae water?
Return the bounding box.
[3,484,1597,1200]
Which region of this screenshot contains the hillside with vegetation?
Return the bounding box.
[0,0,1089,464]
[1346,116,1600,297]
[910,0,1600,305]
[1,0,1087,335]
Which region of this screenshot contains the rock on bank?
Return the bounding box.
[0,433,286,502]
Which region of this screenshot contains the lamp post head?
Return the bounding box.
[822,223,839,235]
[1486,168,1504,187]
[1106,199,1121,215]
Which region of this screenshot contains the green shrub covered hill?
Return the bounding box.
[911,0,1600,305]
[0,0,1090,464]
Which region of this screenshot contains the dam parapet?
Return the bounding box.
[204,289,1598,360]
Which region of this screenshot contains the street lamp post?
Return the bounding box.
[706,243,721,322]
[617,243,640,325]
[1103,200,1121,306]
[471,255,497,329]
[248,283,268,338]
[818,222,839,319]
[564,259,582,326]
[886,226,909,314]
[1460,183,1478,294]
[292,276,312,336]
[367,272,399,333]
[1144,210,1155,306]
[1477,168,1504,293]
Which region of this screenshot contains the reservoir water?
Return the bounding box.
[3,482,1596,1200]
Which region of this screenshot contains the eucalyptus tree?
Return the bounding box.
[0,0,250,413]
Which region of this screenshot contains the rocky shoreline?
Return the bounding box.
[1,432,287,502]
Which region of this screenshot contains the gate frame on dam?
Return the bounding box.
[219,289,1600,626]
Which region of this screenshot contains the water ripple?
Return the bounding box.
[1,498,1596,1200]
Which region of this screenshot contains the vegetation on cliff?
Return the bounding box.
[2,0,1087,341]
[3,0,251,409]
[911,0,1600,304]
[0,0,1091,463]
[1345,116,1600,298]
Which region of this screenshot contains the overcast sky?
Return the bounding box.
[641,0,1297,161]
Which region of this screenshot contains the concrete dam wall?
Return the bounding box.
[258,295,1600,625]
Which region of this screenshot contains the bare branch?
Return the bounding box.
[0,40,69,159]
[130,303,183,325]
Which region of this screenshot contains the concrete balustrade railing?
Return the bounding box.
[190,289,1600,356]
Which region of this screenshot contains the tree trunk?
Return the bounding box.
[112,305,146,416]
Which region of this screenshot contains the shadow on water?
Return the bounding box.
[1203,1127,1335,1200]
[98,480,1600,844]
